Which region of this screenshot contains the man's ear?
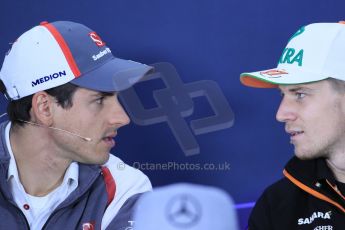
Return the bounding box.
[31,91,54,125]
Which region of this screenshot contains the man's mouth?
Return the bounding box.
[290,131,304,137]
[102,136,114,141]
[102,134,116,148]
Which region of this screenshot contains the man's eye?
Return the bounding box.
[95,97,104,104]
[296,92,306,99]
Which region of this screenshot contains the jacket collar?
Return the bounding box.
[0,121,102,202]
[285,156,337,186]
[0,121,11,164]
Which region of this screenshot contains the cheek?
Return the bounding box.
[311,105,345,139]
[55,108,88,132]
[55,102,106,136]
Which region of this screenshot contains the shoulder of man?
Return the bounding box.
[101,154,152,230]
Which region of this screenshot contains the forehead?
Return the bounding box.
[75,87,115,97]
[277,80,330,92]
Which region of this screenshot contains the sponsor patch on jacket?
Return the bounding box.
[298,211,331,225]
[313,225,333,230]
[82,222,95,230]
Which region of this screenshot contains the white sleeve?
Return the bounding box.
[101,154,152,230]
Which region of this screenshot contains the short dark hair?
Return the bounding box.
[7,83,79,127]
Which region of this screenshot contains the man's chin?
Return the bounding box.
[84,152,110,165]
[294,149,324,160]
[295,154,314,160]
[98,152,110,165]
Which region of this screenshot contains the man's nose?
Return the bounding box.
[108,99,130,127]
[276,97,297,123]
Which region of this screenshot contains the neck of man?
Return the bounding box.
[9,125,71,197]
[326,152,345,183]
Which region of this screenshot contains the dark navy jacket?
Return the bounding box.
[248,157,345,230]
[0,121,152,229]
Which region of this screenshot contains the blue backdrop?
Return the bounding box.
[1,0,345,229]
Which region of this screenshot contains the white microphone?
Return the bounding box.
[18,119,92,142]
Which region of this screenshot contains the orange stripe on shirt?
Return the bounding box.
[326,179,345,201]
[283,169,345,213]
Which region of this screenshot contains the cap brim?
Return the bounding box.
[71,57,154,92]
[240,68,328,88]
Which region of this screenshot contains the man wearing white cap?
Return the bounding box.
[0,21,153,229]
[240,22,345,229]
[133,183,239,230]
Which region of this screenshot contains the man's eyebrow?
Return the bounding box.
[289,86,315,92]
[90,92,115,97]
[278,86,314,93]
[288,87,304,92]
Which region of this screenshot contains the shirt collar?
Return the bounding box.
[5,122,19,181]
[285,156,337,185]
[5,122,78,189]
[315,158,338,185]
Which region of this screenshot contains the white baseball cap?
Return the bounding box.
[240,21,345,88]
[0,21,153,100]
[133,183,239,230]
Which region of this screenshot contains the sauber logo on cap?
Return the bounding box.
[89,32,106,47]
